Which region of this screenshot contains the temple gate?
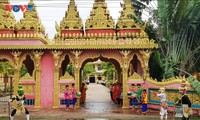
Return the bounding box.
[1,0,199,115]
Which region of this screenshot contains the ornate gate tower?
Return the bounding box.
[0,0,158,109]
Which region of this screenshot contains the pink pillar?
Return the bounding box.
[40,52,54,108]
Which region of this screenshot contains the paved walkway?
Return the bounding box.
[0,83,189,120]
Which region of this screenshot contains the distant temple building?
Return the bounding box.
[90,59,104,84]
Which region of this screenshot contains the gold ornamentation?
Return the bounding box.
[51,50,62,67]
[23,85,34,94]
[71,50,82,68]
[32,50,43,108]
[60,72,74,80]
[60,85,66,93]
[11,51,21,69]
[33,50,43,68]
[119,50,131,58]
[20,73,34,80]
[128,72,143,80]
[51,50,62,108]
[59,0,83,30]
[13,0,49,44]
[116,0,141,30]
[0,0,16,30]
[122,63,129,108]
[85,0,114,29]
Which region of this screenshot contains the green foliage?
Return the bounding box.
[131,0,153,17]
[66,61,74,76]
[0,61,13,75]
[82,63,95,81]
[146,0,200,80]
[188,76,200,95]
[149,50,164,81]
[20,64,28,77]
[102,62,116,83]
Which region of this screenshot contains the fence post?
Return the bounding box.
[10,77,13,99]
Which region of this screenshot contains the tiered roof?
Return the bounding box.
[0,0,16,33]
[116,0,148,38]
[15,0,45,35]
[0,0,49,44]
[54,0,83,42]
[85,0,114,30]
[60,0,83,31]
[0,0,158,49]
[117,0,141,29]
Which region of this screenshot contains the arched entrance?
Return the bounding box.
[80,55,122,109]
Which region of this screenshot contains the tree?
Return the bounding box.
[102,62,116,83]
[82,63,95,81]
[0,61,13,75]
[155,0,200,78]
[20,64,28,77]
[66,61,74,76]
[131,0,200,80]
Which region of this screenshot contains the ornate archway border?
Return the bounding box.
[19,52,35,75]
[128,51,144,74]
[79,50,123,69]
[0,55,15,67]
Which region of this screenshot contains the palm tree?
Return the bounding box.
[155,0,200,78]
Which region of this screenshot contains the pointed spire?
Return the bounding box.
[116,0,142,29]
[15,0,45,35]
[85,0,114,29]
[59,0,83,30]
[0,0,16,31]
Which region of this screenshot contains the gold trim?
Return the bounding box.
[128,72,143,80]
[60,72,74,80]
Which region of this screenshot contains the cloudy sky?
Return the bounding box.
[9,0,156,39]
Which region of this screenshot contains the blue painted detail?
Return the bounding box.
[24,99,34,106]
[12,5,20,12]
[28,4,33,12]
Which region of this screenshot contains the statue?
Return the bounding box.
[9,84,30,120]
[152,87,168,120]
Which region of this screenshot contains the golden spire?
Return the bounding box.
[0,0,16,30]
[59,0,83,30]
[15,0,45,34]
[85,0,114,29]
[116,0,141,29]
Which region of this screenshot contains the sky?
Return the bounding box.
[9,0,156,39]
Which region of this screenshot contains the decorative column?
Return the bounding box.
[11,51,21,95]
[72,50,82,108]
[119,50,131,109]
[139,50,152,79]
[33,50,43,109]
[51,50,62,108]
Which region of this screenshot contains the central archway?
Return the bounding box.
[80,57,122,110]
[78,50,123,110]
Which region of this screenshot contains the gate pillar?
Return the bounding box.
[120,50,131,109]
[72,50,82,108]
[11,51,21,95]
[33,50,43,109]
[51,50,62,108]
